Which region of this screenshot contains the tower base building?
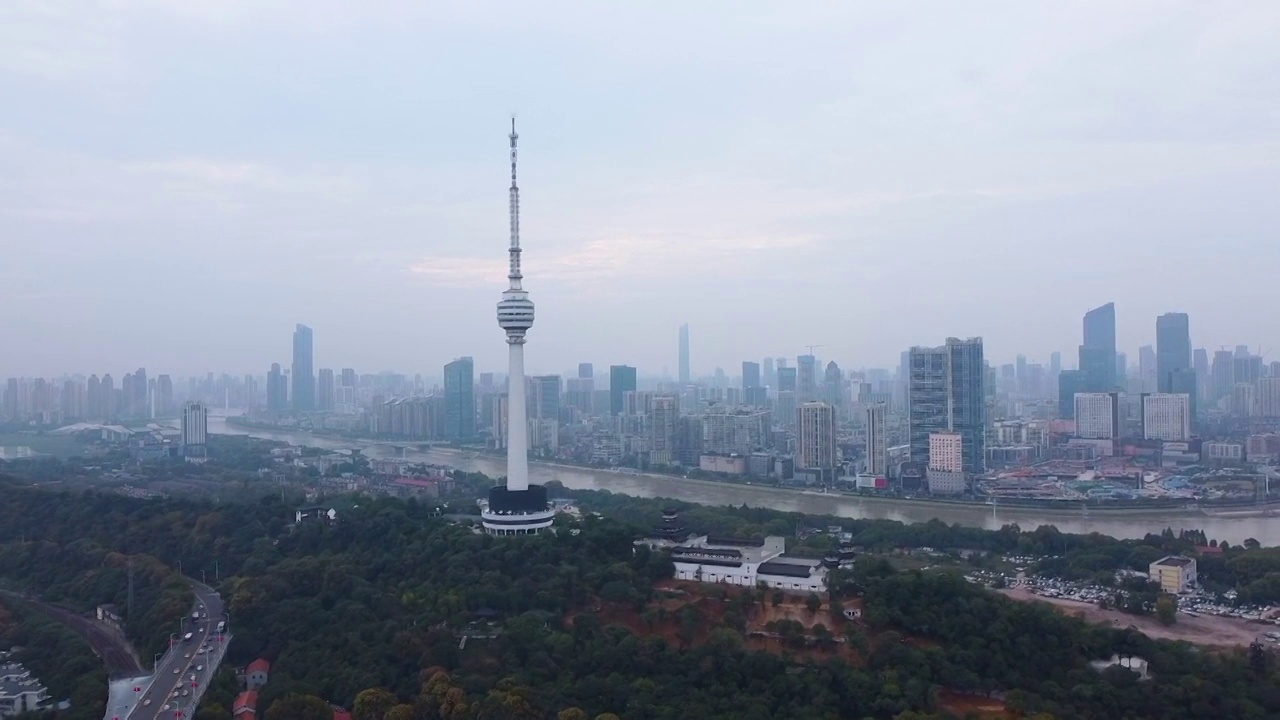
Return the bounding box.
[481,484,554,536]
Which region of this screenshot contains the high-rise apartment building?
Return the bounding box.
[182,401,208,447]
[1231,383,1258,418]
[316,368,335,411]
[702,406,770,455]
[292,324,315,412]
[1079,302,1117,392]
[762,357,776,393]
[678,324,690,384]
[795,402,837,480]
[609,365,637,416]
[1156,313,1195,420]
[648,395,679,465]
[865,403,888,476]
[909,337,985,474]
[1074,392,1120,439]
[1259,377,1280,418]
[1142,393,1191,441]
[443,357,475,440]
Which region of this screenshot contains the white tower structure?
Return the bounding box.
[497,117,534,491]
[484,118,553,536]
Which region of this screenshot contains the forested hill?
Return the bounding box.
[1,482,1280,718]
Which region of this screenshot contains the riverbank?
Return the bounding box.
[223,417,1249,519]
[427,445,1246,520]
[209,415,1280,543]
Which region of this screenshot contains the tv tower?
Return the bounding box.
[496,117,535,492]
[483,118,553,536]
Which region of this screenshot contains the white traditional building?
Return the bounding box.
[645,535,828,593]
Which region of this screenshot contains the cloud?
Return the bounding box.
[410,232,814,291]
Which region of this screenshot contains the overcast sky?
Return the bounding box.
[3,1,1279,379]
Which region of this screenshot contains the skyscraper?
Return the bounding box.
[678,324,690,384]
[292,324,315,412]
[823,361,843,409]
[578,363,593,379]
[908,337,985,474]
[1079,302,1117,392]
[1211,350,1234,403]
[742,361,761,389]
[865,403,887,476]
[762,357,776,392]
[796,402,838,482]
[485,119,552,535]
[1156,312,1196,421]
[797,354,818,402]
[157,374,174,416]
[443,357,475,440]
[317,368,335,411]
[267,363,288,412]
[610,365,637,415]
[777,367,797,393]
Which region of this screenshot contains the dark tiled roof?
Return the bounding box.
[757,561,815,579]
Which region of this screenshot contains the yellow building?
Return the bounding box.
[1149,556,1197,594]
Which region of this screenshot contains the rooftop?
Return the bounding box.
[757,561,816,579]
[1154,556,1194,568]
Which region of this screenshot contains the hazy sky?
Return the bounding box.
[4,1,1279,380]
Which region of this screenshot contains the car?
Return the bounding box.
[184,653,190,658]
[143,699,151,707]
[182,690,189,697]
[173,668,180,674]
[196,665,203,671]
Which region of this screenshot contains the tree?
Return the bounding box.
[806,593,822,614]
[558,709,588,720]
[1155,594,1177,626]
[353,688,396,720]
[265,694,333,720]
[771,590,784,607]
[385,705,414,720]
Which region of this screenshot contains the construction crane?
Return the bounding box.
[804,344,828,355]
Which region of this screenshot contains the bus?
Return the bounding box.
[183,632,194,643]
[216,621,226,634]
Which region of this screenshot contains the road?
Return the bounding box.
[0,590,143,677]
[123,582,227,720]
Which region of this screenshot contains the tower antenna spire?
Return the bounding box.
[508,116,522,289]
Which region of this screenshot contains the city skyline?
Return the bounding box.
[4,3,1280,376]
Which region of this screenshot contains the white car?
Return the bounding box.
[143,699,151,706]
[181,690,189,697]
[195,665,203,671]
[173,668,180,674]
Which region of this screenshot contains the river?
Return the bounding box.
[207,415,1280,545]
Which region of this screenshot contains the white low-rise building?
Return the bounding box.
[657,535,828,593]
[0,659,50,717]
